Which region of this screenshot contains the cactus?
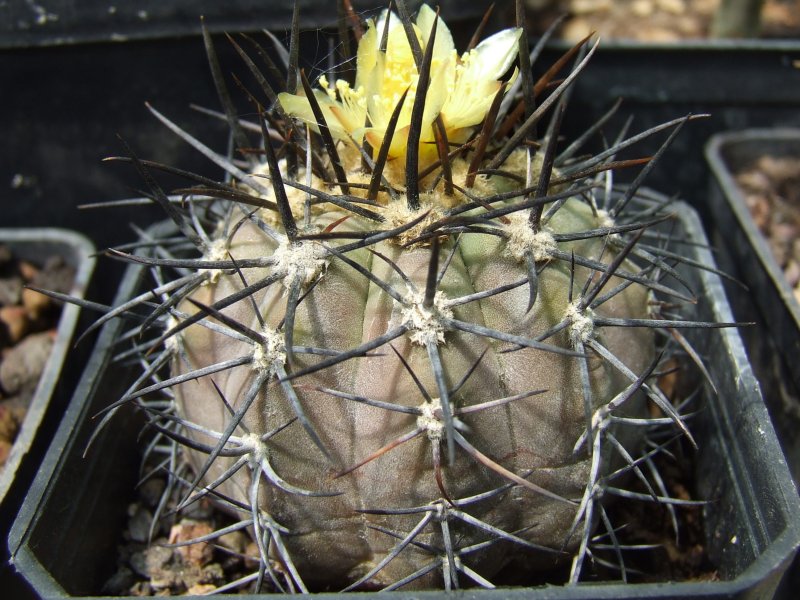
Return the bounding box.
[79,0,735,593]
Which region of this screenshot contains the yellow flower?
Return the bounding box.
[278,5,521,172]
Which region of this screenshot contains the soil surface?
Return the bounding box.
[0,244,74,468]
[735,154,800,305]
[525,0,800,42]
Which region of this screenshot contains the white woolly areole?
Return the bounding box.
[564,301,595,347]
[200,237,229,285]
[271,240,329,287]
[382,200,444,247]
[417,399,444,442]
[252,327,286,374]
[401,289,453,346]
[242,432,268,465]
[503,212,557,262]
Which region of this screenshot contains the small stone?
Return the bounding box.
[128,581,153,596]
[187,583,217,595]
[129,551,151,579]
[0,331,53,396]
[182,496,214,520]
[169,520,215,567]
[0,245,11,268]
[244,541,260,570]
[631,0,654,17]
[218,529,248,554]
[0,439,12,466]
[785,260,800,288]
[138,477,166,508]
[102,566,137,596]
[0,403,21,441]
[0,305,29,345]
[32,256,75,295]
[128,505,154,543]
[0,277,23,306]
[22,287,51,320]
[17,261,39,282]
[644,27,681,42]
[657,0,685,15]
[146,544,174,572]
[572,0,611,15]
[560,18,593,43]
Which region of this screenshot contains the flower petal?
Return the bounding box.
[466,27,522,82]
[278,91,349,140]
[355,18,378,90]
[416,4,455,65]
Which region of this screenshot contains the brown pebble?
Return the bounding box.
[17,261,39,282]
[0,277,23,307]
[139,477,166,508]
[243,541,260,570]
[186,583,217,595]
[0,305,29,345]
[785,260,800,288]
[0,404,21,441]
[33,256,76,295]
[22,287,52,320]
[218,530,248,554]
[0,440,12,466]
[0,331,54,396]
[128,580,153,596]
[128,505,154,543]
[169,521,215,567]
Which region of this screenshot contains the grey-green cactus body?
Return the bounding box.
[172,186,654,587]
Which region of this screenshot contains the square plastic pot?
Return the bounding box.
[705,128,800,490]
[8,202,800,599]
[0,228,96,508]
[536,40,800,206]
[0,229,95,599]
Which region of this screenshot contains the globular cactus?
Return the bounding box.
[88,0,728,593]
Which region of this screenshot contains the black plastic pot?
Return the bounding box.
[8,200,800,599]
[0,228,95,597]
[537,40,800,210]
[705,129,800,487]
[0,229,95,507]
[0,0,495,48]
